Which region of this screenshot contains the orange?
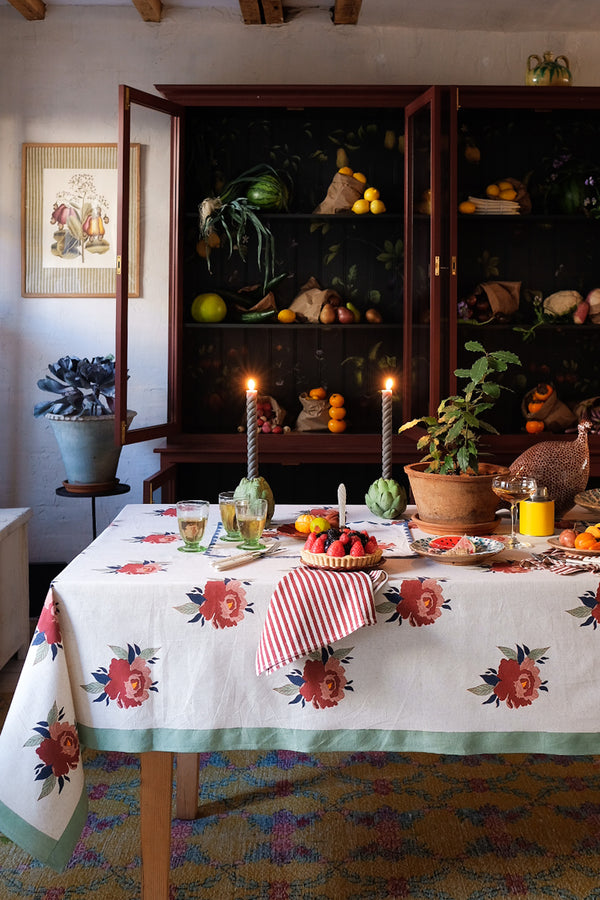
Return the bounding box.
[294,513,315,534]
[329,393,345,408]
[329,406,346,420]
[309,387,326,400]
[525,420,544,434]
[533,383,554,402]
[328,418,347,433]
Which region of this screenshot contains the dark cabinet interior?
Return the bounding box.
[116,85,600,504]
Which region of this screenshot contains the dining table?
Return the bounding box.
[1,500,600,900]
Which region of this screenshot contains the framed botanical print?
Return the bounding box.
[22,143,140,297]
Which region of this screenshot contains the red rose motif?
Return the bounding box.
[36,722,80,777]
[299,657,347,709]
[118,562,164,575]
[37,594,61,645]
[200,580,247,628]
[105,656,153,708]
[592,585,600,625]
[494,656,542,708]
[397,578,445,626]
[142,534,179,544]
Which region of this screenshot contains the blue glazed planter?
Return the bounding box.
[47,411,136,487]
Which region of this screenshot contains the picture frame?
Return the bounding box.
[21,143,140,298]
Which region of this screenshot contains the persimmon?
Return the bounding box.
[525,419,544,434]
[574,532,600,551]
[532,383,554,402]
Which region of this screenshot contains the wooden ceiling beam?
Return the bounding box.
[5,0,45,20]
[131,0,162,22]
[238,0,283,24]
[333,0,362,25]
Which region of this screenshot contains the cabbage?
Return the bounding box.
[234,476,275,525]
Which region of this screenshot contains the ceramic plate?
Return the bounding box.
[546,536,600,556]
[574,489,600,513]
[277,523,308,540]
[410,535,505,566]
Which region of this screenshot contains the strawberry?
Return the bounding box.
[339,531,351,545]
[364,537,378,553]
[304,531,317,551]
[326,540,346,557]
[350,541,365,557]
[312,534,327,554]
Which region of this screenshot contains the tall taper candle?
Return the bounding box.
[246,379,258,479]
[337,483,346,528]
[382,379,393,480]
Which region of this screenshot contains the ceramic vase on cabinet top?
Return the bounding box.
[526,51,572,86]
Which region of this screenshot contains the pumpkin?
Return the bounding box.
[234,476,275,525]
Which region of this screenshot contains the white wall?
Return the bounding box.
[2,4,600,562]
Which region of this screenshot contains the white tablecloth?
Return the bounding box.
[1,502,600,869]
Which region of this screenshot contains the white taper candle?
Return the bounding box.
[338,483,346,528]
[246,379,258,479]
[382,379,393,480]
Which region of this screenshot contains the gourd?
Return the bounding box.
[234,476,275,525]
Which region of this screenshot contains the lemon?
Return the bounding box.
[309,516,330,534]
[277,308,296,323]
[369,199,386,214]
[352,172,367,184]
[485,183,500,197]
[497,180,513,192]
[352,198,370,215]
[499,188,517,201]
[191,292,227,323]
[363,187,380,202]
[458,200,476,214]
[338,166,353,176]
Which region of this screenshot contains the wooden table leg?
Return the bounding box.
[140,752,173,900]
[175,753,200,819]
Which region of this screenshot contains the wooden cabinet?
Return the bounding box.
[116,84,600,504]
[0,509,32,670]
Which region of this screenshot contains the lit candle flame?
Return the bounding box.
[247,378,256,391]
[385,378,393,391]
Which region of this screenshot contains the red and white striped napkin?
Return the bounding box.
[256,567,387,676]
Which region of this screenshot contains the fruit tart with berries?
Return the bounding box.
[301,526,383,570]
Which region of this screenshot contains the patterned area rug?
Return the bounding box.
[2,734,600,899]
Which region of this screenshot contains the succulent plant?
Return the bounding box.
[34,355,116,418]
[365,477,407,519]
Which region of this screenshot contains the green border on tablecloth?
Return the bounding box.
[78,724,600,757]
[0,785,87,872]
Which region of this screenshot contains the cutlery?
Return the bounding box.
[211,543,283,571]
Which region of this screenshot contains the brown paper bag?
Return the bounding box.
[481,281,521,317]
[289,277,342,323]
[522,385,577,433]
[313,172,364,214]
[295,392,330,431]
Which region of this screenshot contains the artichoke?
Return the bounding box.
[365,478,407,519]
[234,476,275,525]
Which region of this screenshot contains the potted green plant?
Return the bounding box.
[34,355,135,491]
[398,341,521,532]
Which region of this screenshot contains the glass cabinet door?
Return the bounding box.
[403,86,455,421]
[116,85,183,446]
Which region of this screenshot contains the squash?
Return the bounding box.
[233,476,275,525]
[542,290,582,317]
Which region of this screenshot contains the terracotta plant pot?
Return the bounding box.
[404,461,510,534]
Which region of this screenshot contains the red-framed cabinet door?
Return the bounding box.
[116,84,183,447]
[403,85,455,419]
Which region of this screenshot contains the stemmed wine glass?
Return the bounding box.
[234,498,268,551]
[492,475,537,549]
